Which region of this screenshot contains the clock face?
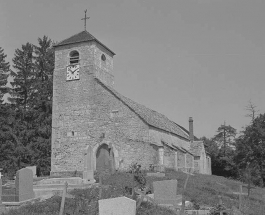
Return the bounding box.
[66,64,80,81]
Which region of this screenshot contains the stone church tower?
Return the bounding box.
[51,31,115,175]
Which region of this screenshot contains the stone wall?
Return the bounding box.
[177,151,185,170]
[119,140,158,170]
[193,157,200,173]
[163,144,175,169]
[186,154,193,168]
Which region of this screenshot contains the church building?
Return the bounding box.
[51,29,211,176]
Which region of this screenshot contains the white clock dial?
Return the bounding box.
[66,65,80,81]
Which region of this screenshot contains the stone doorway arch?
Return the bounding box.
[93,141,119,171]
[96,143,113,172]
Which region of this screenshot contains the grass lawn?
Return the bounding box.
[2,169,265,215]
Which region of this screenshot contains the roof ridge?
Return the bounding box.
[53,30,115,55]
[54,31,86,47]
[84,30,96,39]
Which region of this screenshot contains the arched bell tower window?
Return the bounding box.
[69,50,79,65]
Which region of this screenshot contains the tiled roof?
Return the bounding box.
[189,141,204,156]
[96,78,190,140]
[171,144,186,152]
[173,122,199,141]
[53,31,115,55]
[180,147,194,156]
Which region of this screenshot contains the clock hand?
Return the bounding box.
[71,68,78,74]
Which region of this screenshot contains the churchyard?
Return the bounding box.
[0,167,265,215]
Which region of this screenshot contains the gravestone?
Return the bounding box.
[26,166,37,178]
[99,196,136,215]
[83,146,95,182]
[153,179,181,206]
[0,178,2,205]
[15,168,34,202]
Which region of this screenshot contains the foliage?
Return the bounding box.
[0,36,54,177]
[212,123,236,156]
[0,47,10,102]
[128,162,147,190]
[201,136,238,178]
[9,42,35,109]
[235,113,265,187]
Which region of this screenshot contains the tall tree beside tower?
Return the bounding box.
[9,42,35,111]
[0,47,10,103]
[30,36,54,175]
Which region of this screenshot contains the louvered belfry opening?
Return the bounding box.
[69,50,79,65]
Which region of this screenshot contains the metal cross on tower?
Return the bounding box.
[81,9,90,31]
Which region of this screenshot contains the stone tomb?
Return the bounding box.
[26,166,37,178]
[153,179,182,206]
[15,168,34,202]
[98,196,136,215]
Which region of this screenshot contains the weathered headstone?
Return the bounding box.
[99,196,136,215]
[0,178,2,205]
[26,166,37,178]
[83,145,95,182]
[153,179,181,206]
[15,168,34,202]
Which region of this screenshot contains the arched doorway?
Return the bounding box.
[96,143,114,172]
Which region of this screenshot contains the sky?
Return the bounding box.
[1,0,265,138]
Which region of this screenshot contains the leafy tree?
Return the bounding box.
[213,123,236,156]
[0,47,10,102]
[235,113,265,186]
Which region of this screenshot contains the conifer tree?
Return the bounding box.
[0,37,54,176]
[0,47,10,102]
[9,42,35,110]
[213,123,236,156]
[30,36,54,175]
